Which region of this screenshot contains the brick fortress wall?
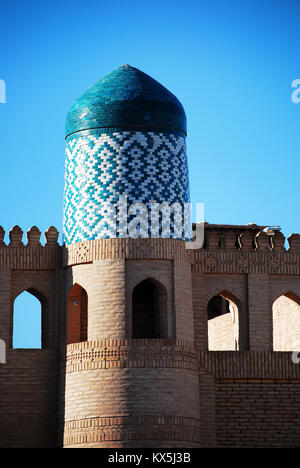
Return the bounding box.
[0,225,62,448]
[193,224,300,447]
[1,225,300,447]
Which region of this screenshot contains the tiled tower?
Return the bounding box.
[60,65,198,448]
[63,64,190,244]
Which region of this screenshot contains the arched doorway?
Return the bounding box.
[132,278,167,339]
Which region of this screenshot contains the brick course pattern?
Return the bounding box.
[60,340,200,448]
[0,227,300,447]
[216,380,300,448]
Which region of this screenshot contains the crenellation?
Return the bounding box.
[254,230,270,250]
[27,226,41,247]
[239,230,254,250]
[288,233,300,251]
[224,230,238,251]
[0,226,5,246]
[272,231,286,251]
[206,230,220,250]
[0,226,62,270]
[44,226,59,246]
[9,225,23,247]
[0,226,60,248]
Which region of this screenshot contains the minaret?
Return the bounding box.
[60,65,200,448]
[63,64,190,243]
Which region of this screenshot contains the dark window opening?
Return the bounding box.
[132,279,167,339]
[207,295,230,320]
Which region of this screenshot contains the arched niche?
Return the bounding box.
[132,278,167,339]
[67,283,88,345]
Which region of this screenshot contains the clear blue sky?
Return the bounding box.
[1,0,299,241]
[0,0,299,345]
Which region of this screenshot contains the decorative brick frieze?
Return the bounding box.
[63,339,198,373]
[191,250,300,275]
[63,414,201,447]
[64,238,188,266]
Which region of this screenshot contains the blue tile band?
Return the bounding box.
[63,130,190,244]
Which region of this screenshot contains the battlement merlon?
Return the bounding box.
[0,225,62,270]
[2,224,300,274]
[195,222,300,252]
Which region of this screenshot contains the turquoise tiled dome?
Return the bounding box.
[63,66,191,245]
[65,65,187,138]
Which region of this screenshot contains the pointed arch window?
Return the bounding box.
[67,284,88,344]
[13,290,43,349]
[132,278,167,339]
[207,293,239,351]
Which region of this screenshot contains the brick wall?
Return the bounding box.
[1,231,300,447]
[0,229,62,448]
[173,261,194,341]
[60,339,200,448]
[216,379,300,448]
[65,260,127,340]
[0,350,59,448]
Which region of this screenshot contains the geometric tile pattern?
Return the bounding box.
[63,130,191,245]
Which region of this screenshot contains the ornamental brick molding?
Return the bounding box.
[64,238,188,266]
[63,339,198,373]
[75,243,89,263]
[63,415,201,448]
[191,250,300,275]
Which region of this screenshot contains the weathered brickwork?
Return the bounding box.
[61,340,200,448]
[66,260,127,340]
[0,227,300,447]
[215,380,300,448]
[0,227,62,448]
[0,350,59,448]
